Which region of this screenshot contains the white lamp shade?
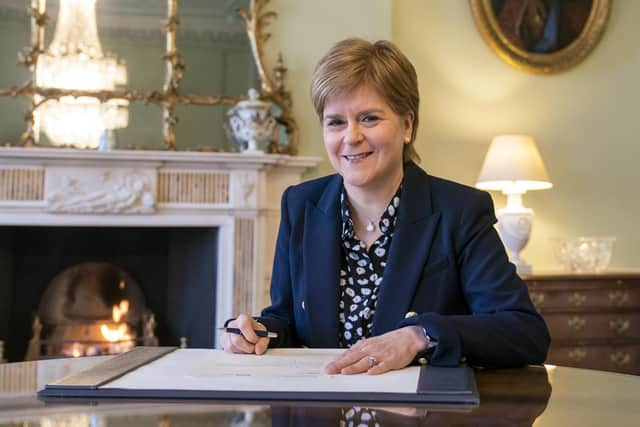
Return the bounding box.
[476,135,552,193]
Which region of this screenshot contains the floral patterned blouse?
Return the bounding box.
[338,185,401,348]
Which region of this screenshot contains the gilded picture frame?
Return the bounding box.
[470,0,611,74]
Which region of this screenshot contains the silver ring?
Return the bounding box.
[367,355,378,367]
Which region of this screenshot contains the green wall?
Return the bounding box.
[391,0,640,271]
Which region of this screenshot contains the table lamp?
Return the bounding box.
[476,135,552,275]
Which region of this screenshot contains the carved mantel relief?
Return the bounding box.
[45,168,156,214]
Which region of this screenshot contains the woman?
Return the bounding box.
[221,38,550,375]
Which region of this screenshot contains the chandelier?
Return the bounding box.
[35,0,128,149]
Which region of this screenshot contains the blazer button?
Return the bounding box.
[301,300,305,310]
[405,311,418,319]
[417,357,429,365]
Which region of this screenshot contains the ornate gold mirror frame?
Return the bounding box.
[0,0,298,154]
[470,0,611,75]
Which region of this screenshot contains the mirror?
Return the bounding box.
[0,0,295,153]
[470,0,611,74]
[103,0,258,151]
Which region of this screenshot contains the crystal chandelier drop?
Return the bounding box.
[35,0,128,149]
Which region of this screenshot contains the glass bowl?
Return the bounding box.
[552,237,615,273]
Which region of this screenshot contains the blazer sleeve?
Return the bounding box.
[400,191,550,367]
[253,186,298,347]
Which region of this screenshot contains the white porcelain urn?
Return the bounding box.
[227,88,276,154]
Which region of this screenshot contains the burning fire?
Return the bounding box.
[62,299,135,357]
[111,300,129,323]
[99,299,134,353]
[100,324,129,341]
[56,276,145,358]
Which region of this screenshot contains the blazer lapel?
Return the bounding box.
[372,163,442,335]
[303,175,342,347]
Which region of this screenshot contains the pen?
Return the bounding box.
[218,327,278,339]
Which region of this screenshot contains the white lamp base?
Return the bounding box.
[512,260,532,276]
[497,207,533,276]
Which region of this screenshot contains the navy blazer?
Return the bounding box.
[257,162,550,367]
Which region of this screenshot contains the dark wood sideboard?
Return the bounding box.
[524,273,640,375]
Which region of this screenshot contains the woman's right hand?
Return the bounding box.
[220,314,270,355]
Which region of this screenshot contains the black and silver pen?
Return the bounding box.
[217,327,278,339]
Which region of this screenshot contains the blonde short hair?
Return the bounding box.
[310,38,420,163]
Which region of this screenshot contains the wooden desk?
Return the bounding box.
[1,356,639,426]
[525,273,640,375]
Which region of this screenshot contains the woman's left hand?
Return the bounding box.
[324,325,429,375]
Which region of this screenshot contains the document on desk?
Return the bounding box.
[39,347,479,405]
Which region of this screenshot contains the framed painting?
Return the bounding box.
[470,0,611,74]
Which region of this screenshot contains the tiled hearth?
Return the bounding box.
[0,147,319,356]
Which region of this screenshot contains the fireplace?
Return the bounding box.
[35,261,146,358]
[1,225,218,362]
[0,147,319,361]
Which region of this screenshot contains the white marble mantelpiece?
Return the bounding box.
[0,147,321,340]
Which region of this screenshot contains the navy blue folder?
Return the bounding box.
[38,347,479,405]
